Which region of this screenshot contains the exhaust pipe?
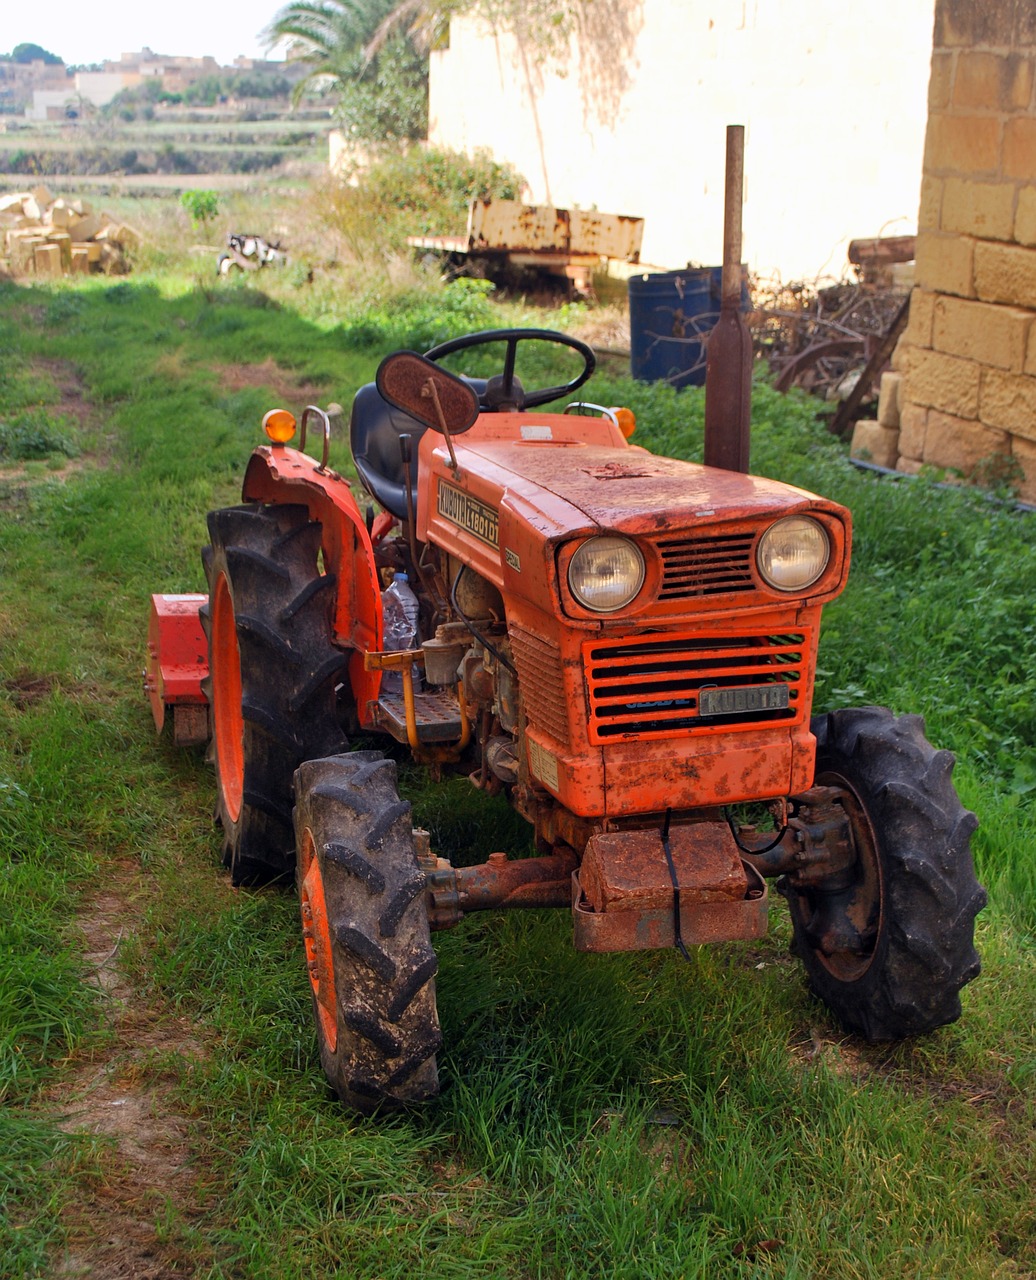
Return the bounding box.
[704,124,752,474]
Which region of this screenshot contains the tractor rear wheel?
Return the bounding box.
[781,706,985,1041]
[200,503,348,884]
[294,752,441,1113]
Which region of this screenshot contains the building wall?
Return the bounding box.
[1,59,69,111]
[74,72,134,108]
[26,89,77,121]
[428,0,934,281]
[895,0,1036,501]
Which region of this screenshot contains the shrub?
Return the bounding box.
[334,276,498,350]
[180,189,220,231]
[0,411,79,462]
[323,145,525,260]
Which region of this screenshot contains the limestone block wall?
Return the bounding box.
[896,0,1036,501]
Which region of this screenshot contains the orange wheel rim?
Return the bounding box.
[212,572,244,824]
[811,769,884,983]
[299,828,338,1053]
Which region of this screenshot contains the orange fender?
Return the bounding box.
[242,446,383,718]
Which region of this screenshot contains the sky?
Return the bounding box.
[3,3,291,68]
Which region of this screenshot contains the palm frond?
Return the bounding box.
[362,0,457,60]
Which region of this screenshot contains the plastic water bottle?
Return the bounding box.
[381,572,422,695]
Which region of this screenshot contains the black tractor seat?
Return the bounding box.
[350,382,426,521]
[350,376,490,521]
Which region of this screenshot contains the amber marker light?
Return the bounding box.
[262,408,297,444]
[610,406,636,438]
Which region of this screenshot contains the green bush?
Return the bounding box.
[334,276,498,350]
[324,144,525,259]
[0,411,78,462]
[179,189,220,230]
[334,36,429,144]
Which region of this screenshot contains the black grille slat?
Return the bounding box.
[657,532,756,599]
[585,631,808,742]
[592,652,801,680]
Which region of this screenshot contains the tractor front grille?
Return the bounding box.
[656,531,756,600]
[584,628,810,743]
[509,624,570,748]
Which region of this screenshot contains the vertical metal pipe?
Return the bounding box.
[704,124,752,474]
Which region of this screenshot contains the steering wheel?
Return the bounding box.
[423,327,596,411]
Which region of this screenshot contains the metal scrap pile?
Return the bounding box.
[750,236,915,403]
[217,232,285,276]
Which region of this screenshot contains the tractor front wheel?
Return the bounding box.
[200,503,348,884]
[781,706,986,1041]
[294,752,441,1113]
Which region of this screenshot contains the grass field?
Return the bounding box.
[1,240,1035,1278]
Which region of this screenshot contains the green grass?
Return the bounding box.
[0,261,1034,1278]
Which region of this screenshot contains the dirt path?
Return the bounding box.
[47,861,211,1279]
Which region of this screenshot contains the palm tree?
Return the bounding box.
[265,0,433,141]
[264,0,398,101]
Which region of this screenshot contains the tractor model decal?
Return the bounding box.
[437,480,499,547]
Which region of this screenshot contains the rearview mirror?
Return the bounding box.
[376,351,480,435]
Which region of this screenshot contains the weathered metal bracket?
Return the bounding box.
[419,845,578,931]
[737,785,857,889]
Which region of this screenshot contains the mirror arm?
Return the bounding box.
[423,377,460,476]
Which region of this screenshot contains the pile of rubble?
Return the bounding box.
[1,185,139,277]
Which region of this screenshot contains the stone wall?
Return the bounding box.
[895,0,1036,501]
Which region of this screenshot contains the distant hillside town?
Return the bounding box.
[0,47,305,120]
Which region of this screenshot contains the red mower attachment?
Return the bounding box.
[145,593,209,747]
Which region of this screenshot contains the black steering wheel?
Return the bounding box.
[424,327,596,411]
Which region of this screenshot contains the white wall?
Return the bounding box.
[25,90,76,120]
[428,1,934,281]
[75,72,132,107]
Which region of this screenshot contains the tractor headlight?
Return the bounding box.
[757,517,831,592]
[568,536,645,612]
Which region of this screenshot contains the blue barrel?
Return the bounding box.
[629,267,740,388]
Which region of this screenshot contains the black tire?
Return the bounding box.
[200,503,348,884]
[294,752,441,1113]
[781,706,986,1041]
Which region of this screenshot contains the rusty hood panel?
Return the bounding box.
[457,437,837,536]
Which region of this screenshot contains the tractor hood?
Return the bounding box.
[454,438,827,536]
[420,428,852,619]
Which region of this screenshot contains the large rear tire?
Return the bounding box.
[200,503,348,884]
[294,752,441,1113]
[781,707,985,1041]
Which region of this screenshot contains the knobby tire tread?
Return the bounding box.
[785,705,985,1041]
[294,753,440,1113]
[202,502,348,883]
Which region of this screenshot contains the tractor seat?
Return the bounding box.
[350,375,491,521]
[350,381,428,521]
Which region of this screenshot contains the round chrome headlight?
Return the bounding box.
[568,536,645,612]
[757,517,831,591]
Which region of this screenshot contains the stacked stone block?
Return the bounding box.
[895,0,1036,501]
[851,372,903,468]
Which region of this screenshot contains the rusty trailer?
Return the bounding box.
[409,198,644,295]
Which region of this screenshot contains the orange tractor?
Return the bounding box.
[147,322,985,1114]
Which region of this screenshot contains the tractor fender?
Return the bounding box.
[242,446,382,714]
